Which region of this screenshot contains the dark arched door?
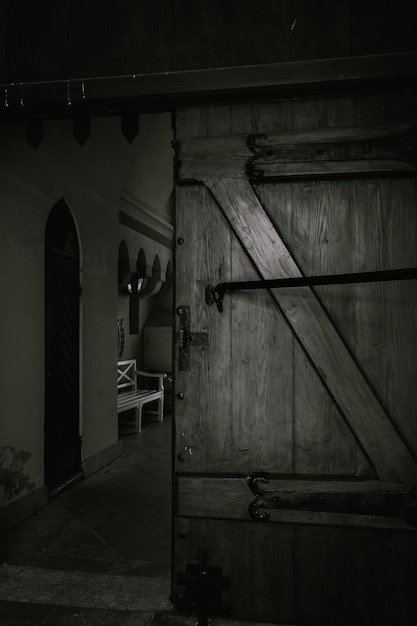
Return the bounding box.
[45,200,81,494]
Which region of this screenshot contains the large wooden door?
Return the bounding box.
[45,201,81,494]
[173,92,417,625]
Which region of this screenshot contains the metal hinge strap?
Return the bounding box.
[246,474,417,524]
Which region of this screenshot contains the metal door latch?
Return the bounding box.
[176,306,209,370]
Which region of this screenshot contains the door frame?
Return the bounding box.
[44,199,83,496]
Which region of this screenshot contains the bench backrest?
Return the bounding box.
[117,359,137,393]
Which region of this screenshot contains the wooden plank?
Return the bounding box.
[203,176,417,484]
[352,0,417,56]
[177,122,417,180]
[294,523,417,625]
[294,524,354,624]
[2,52,417,120]
[231,521,295,623]
[3,4,60,82]
[287,0,351,62]
[174,518,417,623]
[352,178,417,466]
[58,1,115,80]
[172,0,229,71]
[173,517,233,616]
[228,0,291,66]
[175,103,376,478]
[229,183,368,477]
[114,0,173,75]
[228,235,296,474]
[248,159,416,178]
[177,475,416,530]
[0,1,6,83]
[259,180,373,476]
[174,183,234,473]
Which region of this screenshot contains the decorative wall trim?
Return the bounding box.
[82,441,123,478]
[0,487,48,536]
[119,209,174,249]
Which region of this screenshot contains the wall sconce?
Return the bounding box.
[127,273,144,295]
[127,273,144,335]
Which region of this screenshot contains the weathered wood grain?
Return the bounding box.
[172,0,230,71]
[204,175,417,483]
[174,96,417,625]
[261,179,373,476]
[294,523,417,625]
[231,521,295,623]
[353,178,417,456]
[173,516,233,615]
[2,53,417,120]
[177,475,416,530]
[291,1,351,61]
[2,1,417,85]
[229,236,295,474]
[175,183,234,473]
[178,123,417,181]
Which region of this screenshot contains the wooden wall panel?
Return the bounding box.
[1,1,416,84]
[174,183,234,474]
[58,1,116,79]
[257,183,369,476]
[176,100,391,479]
[285,0,351,61]
[174,94,417,624]
[176,496,417,624]
[353,179,417,456]
[0,1,5,82]
[228,0,291,66]
[173,517,233,614]
[176,94,417,483]
[347,91,417,458]
[111,0,173,74]
[352,0,417,56]
[172,0,230,70]
[229,236,295,474]
[294,524,417,625]
[3,2,59,82]
[58,0,173,78]
[231,522,295,623]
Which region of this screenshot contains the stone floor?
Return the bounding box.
[0,414,173,625]
[0,413,281,626]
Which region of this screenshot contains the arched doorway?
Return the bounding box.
[44,200,81,495]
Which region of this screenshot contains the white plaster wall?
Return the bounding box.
[123,112,174,224]
[117,111,174,367]
[0,112,173,513]
[117,225,172,366]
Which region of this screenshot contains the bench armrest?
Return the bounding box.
[135,369,167,391]
[135,369,167,379]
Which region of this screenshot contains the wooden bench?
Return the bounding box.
[117,359,166,433]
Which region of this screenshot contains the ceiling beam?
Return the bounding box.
[1,52,417,121]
